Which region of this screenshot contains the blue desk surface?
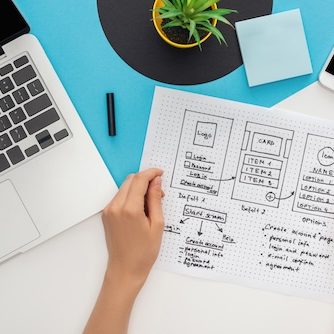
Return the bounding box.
[15,0,334,186]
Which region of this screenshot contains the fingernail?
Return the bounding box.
[152,176,162,187]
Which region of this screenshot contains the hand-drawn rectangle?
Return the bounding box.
[241,164,281,180]
[232,122,294,208]
[284,139,292,158]
[251,133,282,156]
[183,205,227,224]
[243,154,283,170]
[293,134,334,219]
[193,121,217,148]
[240,172,279,188]
[242,131,250,150]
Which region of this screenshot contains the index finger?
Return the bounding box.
[125,168,163,209]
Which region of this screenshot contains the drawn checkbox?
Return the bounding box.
[185,152,192,159]
[184,161,190,168]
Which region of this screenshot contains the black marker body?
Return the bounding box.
[107,93,116,136]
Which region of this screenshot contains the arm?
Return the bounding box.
[84,168,164,334]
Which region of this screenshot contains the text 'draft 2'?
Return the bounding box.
[293,134,334,219]
[171,110,233,196]
[232,122,294,208]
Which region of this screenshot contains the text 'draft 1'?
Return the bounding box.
[171,109,233,196]
[293,134,334,219]
[232,122,294,208]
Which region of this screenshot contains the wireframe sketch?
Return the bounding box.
[232,122,294,207]
[171,109,233,196]
[293,134,334,219]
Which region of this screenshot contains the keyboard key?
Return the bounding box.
[25,145,39,157]
[24,93,52,116]
[27,79,44,97]
[10,126,27,143]
[36,130,54,149]
[9,107,26,124]
[13,87,29,104]
[0,77,14,94]
[0,154,10,172]
[0,64,13,76]
[0,115,11,132]
[24,108,60,135]
[7,146,25,165]
[0,133,12,150]
[54,129,69,141]
[0,95,15,112]
[12,65,36,86]
[14,56,29,68]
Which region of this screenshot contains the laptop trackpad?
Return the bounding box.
[0,180,40,259]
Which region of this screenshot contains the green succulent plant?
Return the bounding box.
[157,0,237,49]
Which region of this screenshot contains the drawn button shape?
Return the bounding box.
[317,147,334,166]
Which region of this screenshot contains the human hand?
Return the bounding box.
[102,168,164,288]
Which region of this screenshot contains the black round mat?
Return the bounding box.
[97,0,273,85]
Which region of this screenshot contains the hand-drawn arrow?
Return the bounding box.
[180,218,189,224]
[276,191,295,200]
[197,221,203,236]
[209,176,236,182]
[215,223,223,233]
[266,191,295,202]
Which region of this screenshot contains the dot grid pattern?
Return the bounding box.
[140,88,334,303]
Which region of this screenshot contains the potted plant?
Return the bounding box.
[152,0,237,49]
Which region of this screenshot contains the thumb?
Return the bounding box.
[146,176,164,230]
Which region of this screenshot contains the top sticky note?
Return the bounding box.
[236,9,313,87]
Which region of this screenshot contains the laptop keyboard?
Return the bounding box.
[0,52,71,175]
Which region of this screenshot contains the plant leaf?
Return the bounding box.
[187,0,197,8]
[158,7,169,13]
[173,0,182,9]
[168,0,182,10]
[188,19,196,41]
[192,28,202,50]
[198,21,227,45]
[162,19,183,29]
[215,15,235,29]
[194,0,220,14]
[162,0,175,7]
[212,8,238,15]
[158,10,183,19]
[194,11,235,28]
[192,0,215,11]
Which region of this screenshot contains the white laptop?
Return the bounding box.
[0,0,117,263]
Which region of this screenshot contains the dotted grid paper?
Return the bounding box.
[140,87,334,303]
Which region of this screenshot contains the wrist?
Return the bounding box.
[104,262,146,295]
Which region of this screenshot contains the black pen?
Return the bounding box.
[107,93,116,136]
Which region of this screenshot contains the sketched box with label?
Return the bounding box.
[293,134,334,219]
[232,122,294,207]
[171,109,233,196]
